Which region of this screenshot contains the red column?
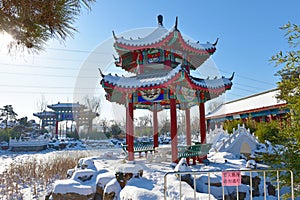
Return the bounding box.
[127,102,134,161]
[55,121,59,138]
[170,97,178,163]
[199,102,206,144]
[153,109,159,148]
[185,108,191,146]
[126,104,129,147]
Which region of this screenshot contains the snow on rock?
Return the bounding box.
[67,157,98,178]
[72,169,97,183]
[208,151,237,164]
[120,177,161,200]
[78,158,97,170]
[115,163,143,174]
[53,179,93,195]
[166,174,217,200]
[96,171,115,189]
[67,168,75,178]
[174,158,190,172]
[52,168,99,198]
[103,178,122,200]
[195,173,226,199]
[52,157,111,199]
[245,159,257,169]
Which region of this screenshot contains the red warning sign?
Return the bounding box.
[222,171,241,186]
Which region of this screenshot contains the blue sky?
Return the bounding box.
[0,0,299,120]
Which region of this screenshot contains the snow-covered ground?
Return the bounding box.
[0,141,297,200]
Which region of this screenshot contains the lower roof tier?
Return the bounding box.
[100,64,233,109]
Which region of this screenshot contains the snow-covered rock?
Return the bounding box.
[120,177,161,200]
[103,178,122,200]
[195,173,226,199]
[52,179,94,200]
[245,159,257,169]
[96,172,115,190]
[174,158,190,172]
[115,163,143,175]
[166,174,217,200]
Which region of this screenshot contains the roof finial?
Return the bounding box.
[98,68,104,78]
[112,55,118,61]
[229,72,235,81]
[157,15,163,26]
[174,16,178,31]
[213,38,219,46]
[112,30,117,40]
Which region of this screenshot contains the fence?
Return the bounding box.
[164,169,294,200]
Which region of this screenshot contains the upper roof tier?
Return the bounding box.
[47,102,86,111]
[113,15,217,72]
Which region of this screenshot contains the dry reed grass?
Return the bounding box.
[0,150,100,199]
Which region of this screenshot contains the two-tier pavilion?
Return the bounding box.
[100,15,233,163]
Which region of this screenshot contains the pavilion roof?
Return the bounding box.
[102,65,181,89]
[114,26,216,53]
[101,64,233,96]
[33,111,56,118]
[47,102,85,110]
[113,16,217,71]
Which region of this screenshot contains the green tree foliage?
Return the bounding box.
[0,129,10,142]
[270,22,300,196]
[0,105,18,129]
[223,119,257,134]
[0,0,95,51]
[255,121,283,144]
[111,123,122,137]
[0,128,23,142]
[223,119,243,133]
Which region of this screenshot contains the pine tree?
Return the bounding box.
[270,22,300,197]
[0,0,95,52]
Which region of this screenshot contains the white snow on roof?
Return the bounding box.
[186,40,215,50]
[116,26,170,46]
[116,26,215,50]
[104,64,232,89]
[33,111,56,117]
[47,103,83,108]
[206,89,285,118]
[191,76,232,88]
[104,64,182,88]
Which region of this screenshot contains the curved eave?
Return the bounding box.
[101,70,182,93]
[33,112,56,118]
[114,29,216,55]
[101,69,233,99]
[188,74,233,95]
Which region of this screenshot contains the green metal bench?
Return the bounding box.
[121,142,155,158]
[178,143,212,165]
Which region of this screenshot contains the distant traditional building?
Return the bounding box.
[33,102,98,136]
[206,89,289,129]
